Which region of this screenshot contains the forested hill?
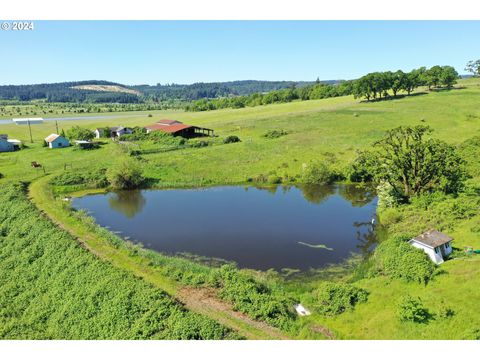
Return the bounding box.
[0,79,329,103]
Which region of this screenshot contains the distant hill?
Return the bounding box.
[0,79,342,103]
[71,84,141,96]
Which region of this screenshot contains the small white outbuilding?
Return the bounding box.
[45,134,70,149]
[409,230,453,265]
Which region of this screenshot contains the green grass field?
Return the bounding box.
[1,78,480,339]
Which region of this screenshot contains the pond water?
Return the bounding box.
[72,185,378,271]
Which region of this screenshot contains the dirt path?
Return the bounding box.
[177,287,290,340]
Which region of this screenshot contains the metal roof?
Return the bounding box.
[411,230,453,248]
[45,134,60,143]
[145,123,192,133]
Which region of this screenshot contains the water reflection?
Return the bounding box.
[338,185,376,207]
[108,190,146,218]
[74,184,378,271]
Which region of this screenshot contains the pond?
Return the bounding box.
[72,185,378,271]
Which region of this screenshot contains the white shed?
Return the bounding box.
[409,230,453,265]
[45,134,70,149]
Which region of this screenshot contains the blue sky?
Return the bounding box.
[0,21,478,85]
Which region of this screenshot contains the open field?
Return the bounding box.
[1,78,480,339]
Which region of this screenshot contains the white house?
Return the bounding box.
[45,134,70,149]
[409,230,453,265]
[95,126,133,139]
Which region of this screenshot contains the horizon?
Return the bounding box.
[0,21,479,86]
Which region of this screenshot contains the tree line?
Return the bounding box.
[186,65,460,112]
[185,81,354,111]
[353,66,459,101]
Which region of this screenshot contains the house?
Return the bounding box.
[45,134,70,149]
[145,119,214,138]
[409,230,453,264]
[95,126,133,139]
[0,135,22,152]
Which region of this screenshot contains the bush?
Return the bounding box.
[106,158,145,190]
[397,295,430,323]
[267,175,282,184]
[66,126,95,141]
[301,160,339,185]
[306,282,368,316]
[224,135,241,144]
[263,129,288,139]
[372,235,436,284]
[214,265,296,330]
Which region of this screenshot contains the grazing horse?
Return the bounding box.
[31,161,42,168]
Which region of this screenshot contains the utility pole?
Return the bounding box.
[28,119,33,143]
[55,120,59,134]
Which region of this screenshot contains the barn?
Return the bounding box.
[409,230,453,264]
[145,119,214,138]
[45,134,70,149]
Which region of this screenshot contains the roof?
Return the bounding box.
[156,119,183,125]
[45,134,60,143]
[145,123,192,133]
[13,118,44,124]
[411,230,453,248]
[74,140,91,144]
[109,126,125,132]
[7,139,21,145]
[0,134,8,140]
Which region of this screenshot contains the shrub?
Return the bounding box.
[214,265,296,330]
[301,160,339,185]
[223,135,241,144]
[397,295,430,323]
[268,175,282,184]
[437,303,455,319]
[263,129,288,139]
[66,125,95,141]
[347,152,374,182]
[372,235,436,284]
[106,158,145,190]
[306,282,368,316]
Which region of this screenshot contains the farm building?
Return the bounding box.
[45,134,70,149]
[409,230,453,264]
[95,126,133,139]
[145,119,214,138]
[0,135,22,152]
[13,117,44,125]
[0,138,15,152]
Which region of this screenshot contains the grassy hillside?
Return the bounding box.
[1,78,480,339]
